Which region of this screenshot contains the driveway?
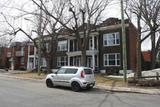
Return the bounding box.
[0,76,160,107]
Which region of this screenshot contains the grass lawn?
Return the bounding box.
[12,72,128,87]
[95,74,127,87]
[12,72,47,79]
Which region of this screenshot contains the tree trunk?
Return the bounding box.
[136,15,142,79]
[151,33,156,69]
[46,56,52,74]
[46,55,53,73]
[81,49,86,66]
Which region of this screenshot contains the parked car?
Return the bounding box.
[45,66,95,91]
[92,67,100,74]
[40,66,47,73]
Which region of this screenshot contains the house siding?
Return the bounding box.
[99,28,122,74]
[128,23,137,71]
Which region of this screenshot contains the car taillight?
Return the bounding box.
[80,71,85,78]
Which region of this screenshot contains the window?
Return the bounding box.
[20,57,24,64]
[57,41,67,51]
[42,58,47,66]
[84,69,93,74]
[104,53,120,66]
[45,43,49,52]
[89,38,93,50]
[65,68,78,74]
[57,68,66,74]
[57,56,67,67]
[103,32,120,46]
[74,57,81,66]
[20,47,24,56]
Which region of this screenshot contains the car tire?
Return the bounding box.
[46,79,54,88]
[71,82,81,92]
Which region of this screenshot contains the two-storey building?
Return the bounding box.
[37,18,137,74]
[4,18,137,74]
[6,42,36,70]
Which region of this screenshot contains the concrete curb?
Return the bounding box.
[0,73,160,95]
[96,85,160,95]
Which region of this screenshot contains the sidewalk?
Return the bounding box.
[0,71,160,95]
[96,85,160,95]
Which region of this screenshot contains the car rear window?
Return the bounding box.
[84,69,93,74]
[65,68,78,74]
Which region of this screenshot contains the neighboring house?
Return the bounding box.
[2,17,138,74]
[142,51,151,62]
[5,42,36,70]
[0,47,8,68]
[142,51,151,70]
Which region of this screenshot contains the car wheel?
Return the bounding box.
[71,82,81,92]
[46,79,54,88]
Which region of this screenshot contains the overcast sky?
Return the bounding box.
[0,0,151,51]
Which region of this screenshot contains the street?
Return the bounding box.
[0,77,160,107]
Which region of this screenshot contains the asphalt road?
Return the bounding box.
[0,77,160,107]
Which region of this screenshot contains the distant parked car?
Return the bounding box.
[45,66,95,92]
[40,66,47,73]
[92,67,100,74]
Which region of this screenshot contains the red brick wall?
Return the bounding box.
[24,46,28,69]
[128,23,138,72]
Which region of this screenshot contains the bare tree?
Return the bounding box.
[38,0,68,73]
[126,0,143,78]
[127,0,160,71]
[32,0,111,66]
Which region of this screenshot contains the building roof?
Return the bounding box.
[98,17,129,27]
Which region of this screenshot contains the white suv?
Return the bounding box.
[45,66,95,91]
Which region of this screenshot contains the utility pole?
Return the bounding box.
[120,0,127,82]
[37,0,43,75]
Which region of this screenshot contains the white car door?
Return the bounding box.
[63,68,78,86]
[54,68,66,86]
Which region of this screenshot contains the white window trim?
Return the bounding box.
[57,40,67,51]
[45,43,49,52]
[74,57,81,66]
[103,32,120,47]
[103,53,120,67]
[89,38,93,50]
[20,57,24,64]
[21,47,24,55]
[57,56,67,67]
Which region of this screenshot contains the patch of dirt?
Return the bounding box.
[12,72,47,79]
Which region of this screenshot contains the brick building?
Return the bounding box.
[2,18,138,74]
[34,17,138,74]
[5,42,36,70]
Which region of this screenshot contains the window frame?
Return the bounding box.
[103,32,120,46]
[57,40,67,51]
[57,56,67,67]
[57,68,66,74]
[65,68,78,74]
[20,57,24,64]
[103,53,121,66]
